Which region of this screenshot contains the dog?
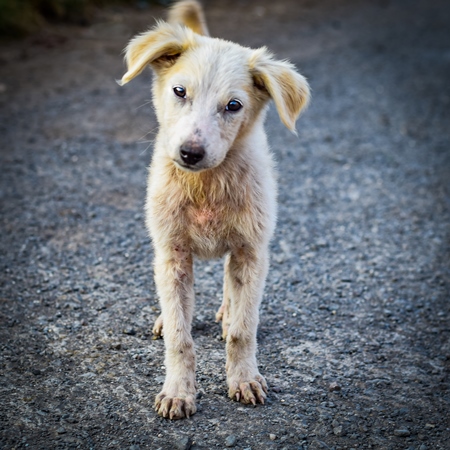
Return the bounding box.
[119,0,310,419]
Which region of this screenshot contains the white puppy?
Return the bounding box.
[120,0,310,419]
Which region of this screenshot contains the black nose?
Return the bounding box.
[180,143,205,166]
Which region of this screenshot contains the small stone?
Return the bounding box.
[225,434,237,447]
[393,428,410,437]
[419,445,427,450]
[80,372,96,378]
[329,381,341,391]
[123,328,136,336]
[111,342,122,350]
[31,368,41,376]
[56,427,66,434]
[333,426,346,436]
[63,416,78,424]
[424,423,435,429]
[271,385,282,393]
[175,435,192,450]
[269,434,277,441]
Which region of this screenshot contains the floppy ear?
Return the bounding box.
[119,22,197,86]
[249,47,310,133]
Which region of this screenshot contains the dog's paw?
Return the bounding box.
[154,392,197,420]
[215,305,224,322]
[152,314,164,337]
[228,374,268,405]
[215,305,230,339]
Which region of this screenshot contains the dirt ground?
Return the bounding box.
[1,0,449,449]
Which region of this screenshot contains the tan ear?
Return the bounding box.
[119,22,197,86]
[249,47,310,132]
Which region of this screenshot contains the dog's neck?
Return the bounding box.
[163,145,252,207]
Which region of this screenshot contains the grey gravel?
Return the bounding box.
[1,0,449,449]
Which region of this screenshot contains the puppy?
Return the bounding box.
[119,0,310,419]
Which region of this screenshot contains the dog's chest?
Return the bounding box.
[185,202,239,257]
[148,161,268,258]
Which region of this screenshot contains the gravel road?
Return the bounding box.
[1,0,449,449]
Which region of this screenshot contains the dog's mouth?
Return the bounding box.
[173,160,204,172]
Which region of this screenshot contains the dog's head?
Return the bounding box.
[120,22,310,172]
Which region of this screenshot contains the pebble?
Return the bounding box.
[62,415,77,423]
[123,327,136,336]
[333,426,346,436]
[269,434,277,441]
[329,381,342,391]
[56,427,66,434]
[393,428,411,437]
[175,436,192,450]
[225,434,237,447]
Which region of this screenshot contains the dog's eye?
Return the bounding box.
[225,99,243,112]
[173,85,186,98]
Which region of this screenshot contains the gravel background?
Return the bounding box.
[1,0,449,449]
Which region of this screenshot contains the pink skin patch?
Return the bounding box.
[193,208,216,226]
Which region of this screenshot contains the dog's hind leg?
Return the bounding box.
[225,246,269,405]
[216,254,231,339]
[153,245,197,419]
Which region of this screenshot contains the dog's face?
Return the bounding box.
[152,42,255,171]
[120,23,310,172]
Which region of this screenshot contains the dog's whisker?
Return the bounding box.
[139,141,155,156]
[137,127,159,142]
[136,99,153,110]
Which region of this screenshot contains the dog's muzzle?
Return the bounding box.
[179,142,205,167]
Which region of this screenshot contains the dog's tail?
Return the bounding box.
[168,0,209,36]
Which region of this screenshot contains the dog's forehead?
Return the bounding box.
[175,39,252,94]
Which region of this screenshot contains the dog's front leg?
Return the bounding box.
[225,247,269,405]
[153,246,197,419]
